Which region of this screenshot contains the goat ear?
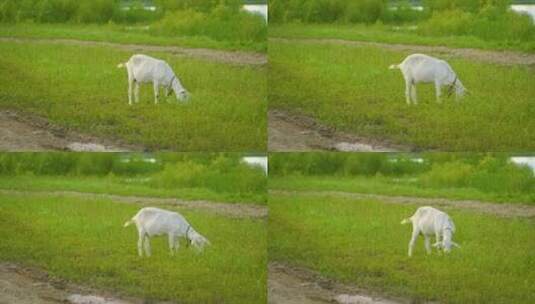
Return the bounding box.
[452,241,461,248]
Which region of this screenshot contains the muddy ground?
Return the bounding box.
[269,110,405,152]
[1,261,403,304]
[0,110,140,152]
[272,189,535,218]
[271,37,535,66]
[269,262,406,304]
[0,189,267,219]
[0,37,266,66]
[0,263,160,304]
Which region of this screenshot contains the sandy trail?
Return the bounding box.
[0,189,267,219]
[269,262,404,304]
[271,37,535,66]
[272,189,535,218]
[0,37,266,66]
[0,262,178,304]
[269,109,407,152]
[0,110,140,152]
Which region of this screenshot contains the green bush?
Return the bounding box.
[418,6,535,42]
[151,4,266,44]
[423,0,511,14]
[0,0,18,22]
[270,0,388,24]
[471,6,535,41]
[345,0,386,23]
[150,157,266,195]
[383,0,428,23]
[469,156,535,194]
[420,161,475,188]
[418,9,474,36]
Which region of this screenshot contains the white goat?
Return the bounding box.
[124,207,210,257]
[401,206,460,257]
[117,54,189,105]
[389,53,466,104]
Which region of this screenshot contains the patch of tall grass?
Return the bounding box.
[419,7,535,43]
[421,156,535,194]
[150,156,267,199]
[150,5,267,47]
[270,0,422,24]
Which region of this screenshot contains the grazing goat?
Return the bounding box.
[389,53,466,104]
[124,207,210,257]
[401,206,460,257]
[117,54,189,105]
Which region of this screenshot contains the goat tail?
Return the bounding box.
[117,63,125,69]
[389,64,400,70]
[123,219,134,227]
[401,218,412,225]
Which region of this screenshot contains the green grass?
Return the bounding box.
[0,192,266,303]
[269,175,535,205]
[0,41,266,151]
[0,23,267,52]
[269,192,535,303]
[269,41,535,151]
[269,23,535,53]
[0,175,266,204]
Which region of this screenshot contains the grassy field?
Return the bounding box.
[269,192,535,303]
[269,175,535,205]
[0,22,266,52]
[269,41,535,151]
[0,192,266,303]
[269,23,535,53]
[0,41,266,151]
[0,174,266,204]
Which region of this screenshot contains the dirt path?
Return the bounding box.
[0,262,171,304]
[269,262,406,304]
[0,110,140,152]
[271,37,535,66]
[272,189,535,218]
[269,109,408,152]
[0,37,266,66]
[0,189,267,219]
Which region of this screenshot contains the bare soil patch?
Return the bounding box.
[269,109,408,152]
[272,190,535,218]
[269,262,405,304]
[0,189,267,219]
[271,37,535,66]
[0,110,140,152]
[0,263,160,304]
[0,37,266,66]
